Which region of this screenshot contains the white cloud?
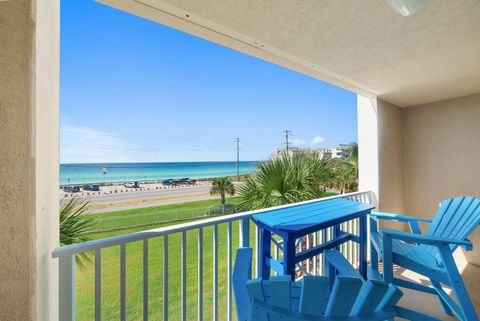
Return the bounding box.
[60,125,135,163]
[291,138,305,146]
[310,136,325,145]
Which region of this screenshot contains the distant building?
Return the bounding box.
[272,144,350,159]
[318,144,350,159]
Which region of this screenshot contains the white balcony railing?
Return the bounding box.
[52,190,375,321]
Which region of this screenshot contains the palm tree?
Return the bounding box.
[210,177,235,211]
[311,155,334,191]
[344,142,359,182]
[60,197,95,267]
[239,153,329,210]
[345,142,358,161]
[329,159,358,194]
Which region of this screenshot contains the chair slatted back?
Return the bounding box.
[349,280,389,316]
[299,276,329,316]
[233,247,253,321]
[422,196,480,257]
[324,276,363,317]
[246,275,401,320]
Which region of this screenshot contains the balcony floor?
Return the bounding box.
[394,263,480,320]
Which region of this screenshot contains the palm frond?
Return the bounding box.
[345,142,358,161]
[60,197,96,268]
[239,153,328,210]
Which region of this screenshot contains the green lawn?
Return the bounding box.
[89,197,243,232]
[88,196,243,220]
[77,197,253,321]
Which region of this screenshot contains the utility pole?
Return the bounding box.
[236,137,240,181]
[284,130,292,154]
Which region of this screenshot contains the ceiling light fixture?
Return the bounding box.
[386,0,427,16]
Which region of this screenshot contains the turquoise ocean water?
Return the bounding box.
[60,161,259,185]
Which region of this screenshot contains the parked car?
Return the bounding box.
[124,181,140,188]
[161,179,175,186]
[180,178,196,185]
[177,178,195,185]
[63,186,80,193]
[177,178,190,184]
[181,178,196,185]
[83,184,100,191]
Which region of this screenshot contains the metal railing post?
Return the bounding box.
[239,218,250,247]
[59,254,76,321]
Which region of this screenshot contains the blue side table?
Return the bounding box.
[252,198,374,280]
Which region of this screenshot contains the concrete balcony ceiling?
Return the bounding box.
[98,0,480,107]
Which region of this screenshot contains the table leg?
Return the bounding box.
[334,225,341,251]
[369,216,379,272]
[261,229,272,279]
[359,215,368,279]
[283,236,296,280]
[330,225,341,287]
[322,230,327,275]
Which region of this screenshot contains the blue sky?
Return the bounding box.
[60,0,357,163]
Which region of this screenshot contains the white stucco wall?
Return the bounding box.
[403,93,480,266]
[357,96,405,214]
[357,96,379,202]
[0,0,60,320]
[358,96,405,234]
[35,0,60,319]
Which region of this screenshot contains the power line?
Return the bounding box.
[61,129,267,143]
[59,143,236,152]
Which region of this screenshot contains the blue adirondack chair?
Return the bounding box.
[370,196,480,321]
[233,247,437,321]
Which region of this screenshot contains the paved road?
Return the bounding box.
[82,185,212,204]
[69,183,244,214]
[87,194,218,214]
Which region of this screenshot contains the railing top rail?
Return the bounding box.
[52,190,372,258]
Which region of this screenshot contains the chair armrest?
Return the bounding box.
[370,212,432,224]
[370,212,431,235]
[380,228,473,251]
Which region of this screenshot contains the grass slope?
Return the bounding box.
[89,197,243,232]
[77,197,251,321]
[89,196,243,219]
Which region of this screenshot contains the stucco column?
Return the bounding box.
[357,95,405,215]
[357,95,380,205]
[0,1,60,320]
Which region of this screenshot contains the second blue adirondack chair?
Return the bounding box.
[370,196,480,321]
[233,247,438,321]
